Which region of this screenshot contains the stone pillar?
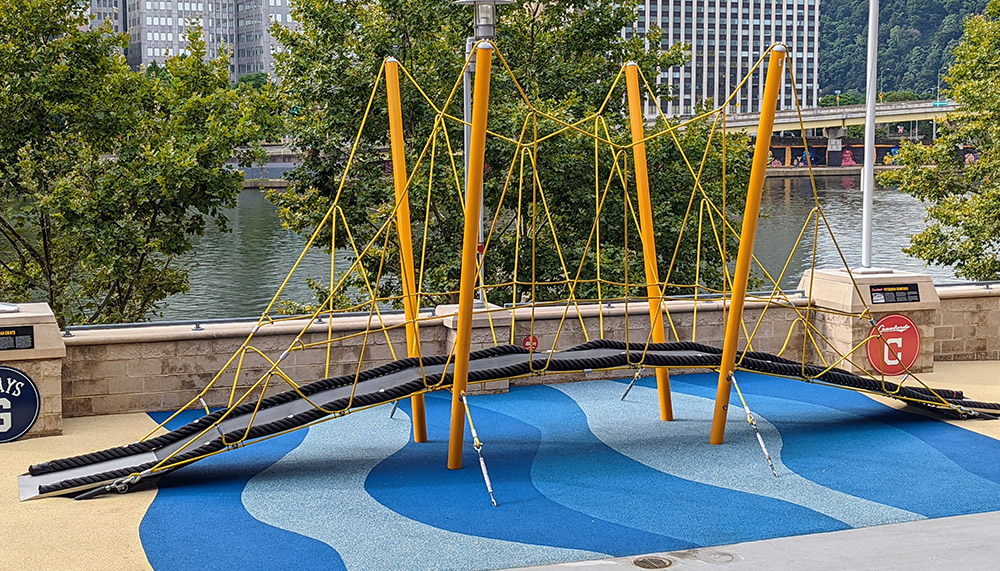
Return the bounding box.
[0,303,66,438]
[797,269,939,374]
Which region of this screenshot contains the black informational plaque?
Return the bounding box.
[0,326,34,351]
[870,284,921,305]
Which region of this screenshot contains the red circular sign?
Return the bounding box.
[522,335,539,351]
[866,314,920,376]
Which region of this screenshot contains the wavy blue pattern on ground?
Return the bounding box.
[242,403,603,571]
[661,373,1000,518]
[469,384,850,544]
[140,411,344,571]
[366,393,694,556]
[723,372,1000,487]
[554,380,922,528]
[368,390,847,553]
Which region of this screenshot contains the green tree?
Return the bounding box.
[819,90,863,107]
[820,0,986,96]
[879,0,1000,279]
[270,0,751,310]
[0,1,281,325]
[237,71,270,89]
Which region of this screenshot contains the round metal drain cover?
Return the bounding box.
[699,551,736,564]
[632,556,672,569]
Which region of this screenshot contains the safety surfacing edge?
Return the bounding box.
[5,367,1000,571]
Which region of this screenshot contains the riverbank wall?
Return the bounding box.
[2,281,998,435]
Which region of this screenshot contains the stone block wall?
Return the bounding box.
[60,299,809,417]
[62,315,441,417]
[935,286,1000,361]
[48,282,1000,420]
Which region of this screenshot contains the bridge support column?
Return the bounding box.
[449,42,493,470]
[624,62,673,421]
[385,57,426,443]
[710,46,786,445]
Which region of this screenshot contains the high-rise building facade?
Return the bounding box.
[632,0,820,116]
[102,0,295,79]
[90,0,125,33]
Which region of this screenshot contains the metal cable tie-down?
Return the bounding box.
[729,372,779,478]
[621,367,645,401]
[74,471,148,501]
[461,392,498,507]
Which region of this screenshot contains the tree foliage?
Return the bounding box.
[237,71,270,89]
[879,0,1000,279]
[821,0,987,95]
[271,0,752,310]
[0,0,280,325]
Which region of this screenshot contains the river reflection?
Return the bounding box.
[159,189,335,321]
[755,175,957,289]
[159,176,959,321]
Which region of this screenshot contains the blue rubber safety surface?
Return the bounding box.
[138,372,1000,571]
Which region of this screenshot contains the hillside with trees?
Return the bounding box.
[821,0,987,96]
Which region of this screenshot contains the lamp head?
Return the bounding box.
[455,0,514,40]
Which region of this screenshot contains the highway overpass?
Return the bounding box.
[721,100,959,135]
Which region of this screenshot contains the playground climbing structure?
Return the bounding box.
[18,42,1000,501]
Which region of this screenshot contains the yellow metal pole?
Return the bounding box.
[385,57,426,443]
[448,42,493,470]
[625,62,672,421]
[710,46,786,445]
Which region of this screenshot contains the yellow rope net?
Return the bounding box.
[139,42,963,474]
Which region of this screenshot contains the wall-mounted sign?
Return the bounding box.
[0,366,40,443]
[0,325,34,351]
[866,314,920,376]
[870,284,920,305]
[522,335,539,351]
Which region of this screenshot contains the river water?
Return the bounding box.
[157,175,960,321]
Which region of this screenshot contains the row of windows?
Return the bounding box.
[640,0,817,12]
[144,1,206,10]
[237,63,265,73]
[663,28,818,36]
[237,46,266,57]
[644,6,818,16]
[643,0,816,7]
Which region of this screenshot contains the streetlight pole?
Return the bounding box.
[860,0,879,269]
[456,1,512,307]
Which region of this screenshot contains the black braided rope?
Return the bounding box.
[30,338,994,486]
[29,343,528,476]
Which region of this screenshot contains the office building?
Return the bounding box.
[114,0,295,79]
[631,0,820,116]
[90,0,125,33]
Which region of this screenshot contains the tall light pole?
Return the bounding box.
[860,0,879,269]
[456,1,512,306]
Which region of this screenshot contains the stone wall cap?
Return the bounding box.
[936,284,1000,299]
[63,314,445,346]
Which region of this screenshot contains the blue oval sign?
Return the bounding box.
[0,366,40,443]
